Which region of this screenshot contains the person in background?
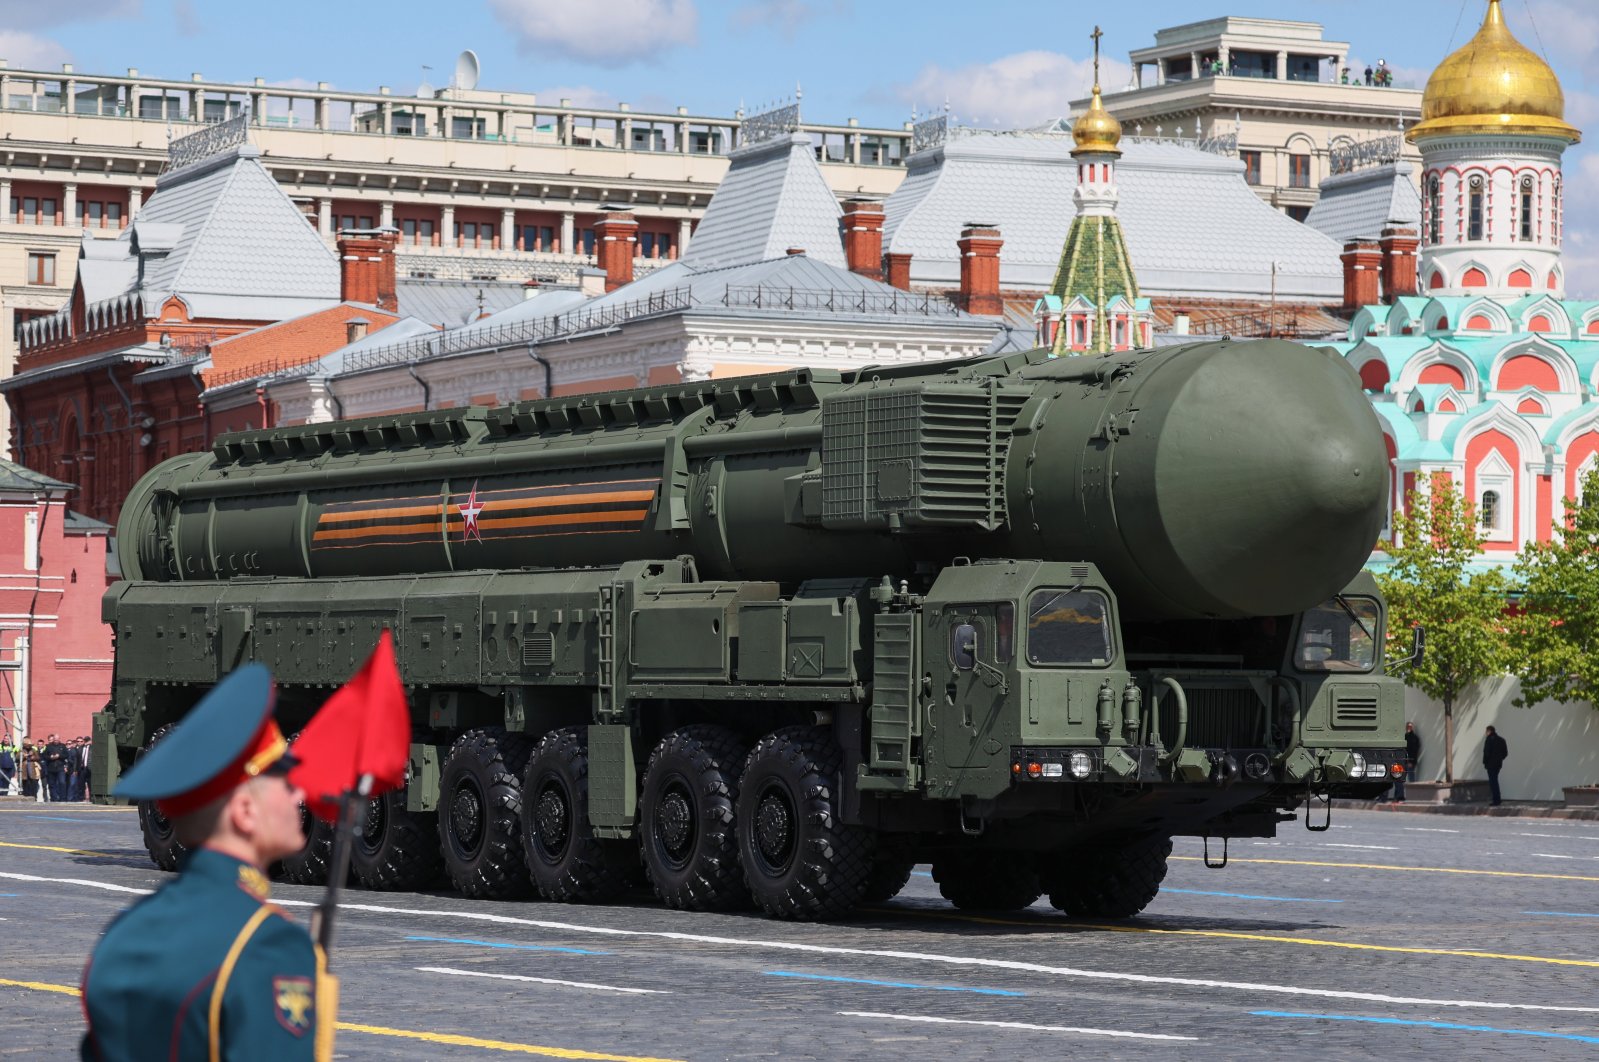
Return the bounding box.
[22,744,41,799]
[0,742,14,795]
[43,733,67,802]
[1390,721,1420,802]
[1483,725,1509,807]
[67,738,83,802]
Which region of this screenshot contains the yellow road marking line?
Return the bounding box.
[0,978,685,1061]
[873,908,1599,968]
[0,978,79,996]
[1172,855,1599,883]
[0,840,116,857]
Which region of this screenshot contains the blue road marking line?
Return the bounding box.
[1252,1011,1599,1044]
[911,871,932,877]
[764,971,1024,997]
[1163,888,1342,903]
[1523,910,1599,918]
[403,935,610,956]
[0,893,17,897]
[7,816,104,824]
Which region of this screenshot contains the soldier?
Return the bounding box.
[80,664,336,1060]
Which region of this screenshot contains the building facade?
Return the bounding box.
[1075,17,1423,219]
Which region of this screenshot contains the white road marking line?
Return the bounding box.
[1532,853,1599,861]
[13,869,1599,1015]
[1520,833,1599,841]
[417,965,665,995]
[0,871,150,895]
[1322,844,1400,850]
[1403,828,1460,833]
[837,1011,1197,1041]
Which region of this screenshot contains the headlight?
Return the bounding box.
[1366,763,1388,779]
[1351,752,1367,777]
[1068,751,1094,779]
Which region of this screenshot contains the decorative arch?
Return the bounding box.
[1456,408,1541,549]
[1518,295,1571,337]
[1428,270,1446,290]
[1461,266,1489,288]
[1402,341,1478,394]
[1514,388,1549,415]
[1549,267,1562,290]
[1582,308,1599,337]
[1507,267,1534,289]
[1359,359,1390,392]
[1490,336,1579,394]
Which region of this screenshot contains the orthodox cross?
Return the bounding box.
[1091,25,1103,89]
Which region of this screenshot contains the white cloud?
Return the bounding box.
[488,0,697,67]
[0,0,136,30]
[1559,151,1599,298]
[533,85,617,110]
[891,50,1131,129]
[0,30,70,70]
[1527,1,1599,83]
[730,0,845,37]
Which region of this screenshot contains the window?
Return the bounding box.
[450,116,485,140]
[26,252,54,285]
[1468,176,1484,241]
[580,228,596,255]
[1294,596,1378,672]
[1520,176,1534,241]
[947,604,1016,666]
[13,196,57,225]
[1480,490,1500,530]
[1289,153,1311,188]
[23,510,37,571]
[1286,205,1311,222]
[1026,589,1113,667]
[401,218,437,245]
[337,214,375,231]
[1428,175,1442,244]
[1240,150,1262,186]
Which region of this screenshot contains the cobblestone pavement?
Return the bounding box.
[3,802,1597,1060]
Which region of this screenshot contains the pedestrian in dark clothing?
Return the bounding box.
[1364,66,1373,85]
[1392,721,1421,801]
[1483,725,1509,806]
[0,743,14,794]
[67,739,82,801]
[21,745,40,798]
[43,734,68,802]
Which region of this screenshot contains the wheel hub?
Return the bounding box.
[656,788,694,862]
[360,798,386,851]
[754,789,794,870]
[451,786,483,851]
[536,785,569,853]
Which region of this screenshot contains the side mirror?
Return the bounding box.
[1409,625,1425,667]
[953,623,977,672]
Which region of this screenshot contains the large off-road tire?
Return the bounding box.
[1045,836,1172,919]
[350,788,445,892]
[136,725,187,872]
[521,727,632,904]
[735,725,876,922]
[860,853,917,904]
[438,728,536,900]
[639,725,748,911]
[931,852,1042,911]
[276,804,337,886]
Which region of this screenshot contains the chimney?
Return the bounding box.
[1378,225,1420,302]
[1340,238,1383,310]
[785,247,806,256]
[957,223,1004,317]
[1173,311,1191,336]
[594,209,639,293]
[345,317,369,344]
[336,228,399,313]
[522,279,541,301]
[841,198,884,279]
[884,252,913,291]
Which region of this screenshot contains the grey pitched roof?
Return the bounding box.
[1305,162,1422,245]
[883,134,1344,301]
[396,278,529,328]
[291,316,441,379]
[680,133,846,270]
[0,457,72,493]
[58,144,341,328]
[64,510,111,532]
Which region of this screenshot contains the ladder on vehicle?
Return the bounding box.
[597,582,617,722]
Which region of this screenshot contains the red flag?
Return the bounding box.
[289,630,411,822]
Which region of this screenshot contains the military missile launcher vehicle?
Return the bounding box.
[95,338,1410,921]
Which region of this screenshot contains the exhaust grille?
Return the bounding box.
[522,632,555,667]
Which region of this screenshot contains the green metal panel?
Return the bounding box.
[406,743,443,812]
[587,724,636,837]
[736,603,787,683]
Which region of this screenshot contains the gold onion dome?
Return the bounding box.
[1072,85,1122,156]
[1408,0,1579,143]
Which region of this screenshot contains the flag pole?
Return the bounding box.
[311,772,373,962]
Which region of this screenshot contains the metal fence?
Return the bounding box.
[720,284,963,317]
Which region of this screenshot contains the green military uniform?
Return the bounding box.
[80,850,323,1061]
[80,664,335,1061]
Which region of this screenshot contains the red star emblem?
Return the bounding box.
[457,481,485,542]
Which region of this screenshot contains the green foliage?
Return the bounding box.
[1511,468,1599,710]
[1377,479,1511,781]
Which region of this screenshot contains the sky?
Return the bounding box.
[12,0,1599,293]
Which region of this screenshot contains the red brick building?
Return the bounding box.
[0,460,114,745]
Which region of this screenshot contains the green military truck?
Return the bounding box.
[96,339,1410,920]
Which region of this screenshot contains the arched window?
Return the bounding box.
[1428,271,1445,290]
[1428,175,1442,244]
[1461,268,1487,288]
[1508,269,1533,289]
[1480,490,1500,531]
[1520,176,1534,241]
[1468,176,1484,241]
[1467,314,1493,330]
[1528,314,1553,333]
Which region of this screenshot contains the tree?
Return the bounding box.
[1376,478,1510,782]
[1511,467,1599,712]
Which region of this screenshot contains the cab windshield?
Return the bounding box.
[1027,589,1113,667]
[1295,596,1379,672]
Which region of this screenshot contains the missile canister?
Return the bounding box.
[116,339,1387,620]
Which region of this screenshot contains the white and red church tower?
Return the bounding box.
[1336,0,1593,561]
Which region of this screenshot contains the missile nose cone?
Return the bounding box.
[1120,340,1388,618]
